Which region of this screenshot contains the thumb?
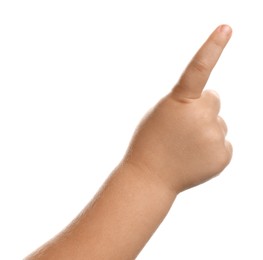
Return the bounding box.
[172,25,232,99]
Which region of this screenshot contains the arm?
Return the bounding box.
[25,25,232,260]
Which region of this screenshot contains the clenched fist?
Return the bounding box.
[124,25,233,193]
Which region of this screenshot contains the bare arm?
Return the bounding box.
[25,25,232,260]
[26,163,177,259]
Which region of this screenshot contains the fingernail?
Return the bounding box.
[219,25,232,36]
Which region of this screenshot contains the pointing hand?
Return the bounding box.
[124,25,233,193]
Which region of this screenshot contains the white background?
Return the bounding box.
[0,1,262,259]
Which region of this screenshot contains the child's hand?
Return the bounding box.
[124,25,233,193]
[25,25,234,260]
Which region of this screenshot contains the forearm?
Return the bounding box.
[26,162,177,260]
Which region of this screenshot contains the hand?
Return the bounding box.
[123,25,233,194]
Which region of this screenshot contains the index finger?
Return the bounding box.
[172,25,232,99]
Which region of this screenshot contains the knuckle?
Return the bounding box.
[204,89,220,101]
[191,59,209,73]
[202,90,221,113]
[199,124,222,145]
[222,150,231,164]
[197,107,215,124]
[207,129,222,143]
[225,140,233,159]
[218,116,228,134]
[209,90,220,100]
[215,142,233,170]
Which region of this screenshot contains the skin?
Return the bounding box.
[25,24,233,260]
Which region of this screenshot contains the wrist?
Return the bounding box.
[120,158,180,198]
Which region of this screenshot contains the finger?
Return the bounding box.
[224,140,233,164]
[217,116,228,136]
[201,90,221,115]
[172,25,232,99]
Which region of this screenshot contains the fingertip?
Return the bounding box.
[218,24,232,37]
[172,25,232,100]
